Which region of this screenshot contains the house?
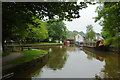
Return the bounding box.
[67,35,75,40]
[67,35,75,44]
[75,34,84,46]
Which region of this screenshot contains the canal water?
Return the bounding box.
[14,45,120,79]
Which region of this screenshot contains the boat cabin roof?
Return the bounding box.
[84,40,104,44]
[84,41,98,43]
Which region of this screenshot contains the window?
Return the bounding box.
[93,43,96,46]
[90,43,92,46]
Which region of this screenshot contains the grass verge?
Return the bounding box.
[7,42,63,46]
[9,50,48,65]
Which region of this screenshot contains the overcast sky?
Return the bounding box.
[63,4,103,34]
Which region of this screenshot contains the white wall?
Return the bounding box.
[75,34,84,42]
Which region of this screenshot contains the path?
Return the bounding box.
[2,52,23,65]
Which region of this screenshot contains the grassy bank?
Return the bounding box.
[7,42,63,46]
[9,50,48,65]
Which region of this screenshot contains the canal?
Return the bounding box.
[14,45,120,79]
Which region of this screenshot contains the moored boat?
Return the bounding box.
[83,40,107,51]
[64,41,70,45]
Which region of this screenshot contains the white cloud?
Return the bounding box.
[64,4,103,34]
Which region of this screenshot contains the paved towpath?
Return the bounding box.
[2,52,23,65]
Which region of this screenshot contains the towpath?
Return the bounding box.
[2,52,23,65]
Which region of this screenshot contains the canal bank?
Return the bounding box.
[2,50,49,79]
[83,46,119,54]
[2,45,120,79]
[7,43,63,47]
[5,43,63,52]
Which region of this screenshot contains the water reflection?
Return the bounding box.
[97,53,120,79]
[32,46,68,71]
[83,49,104,62]
[60,46,62,48]
[65,44,76,52]
[7,45,120,78]
[46,46,68,71]
[32,46,105,78]
[49,48,52,52]
[83,49,120,79]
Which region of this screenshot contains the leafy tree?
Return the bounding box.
[95,2,120,47]
[79,31,85,37]
[2,2,96,51]
[2,2,89,51]
[2,2,92,40]
[67,31,77,36]
[86,25,93,33]
[26,17,48,43]
[47,20,67,41]
[89,29,95,40]
[73,30,79,34]
[85,25,95,41]
[67,30,85,36]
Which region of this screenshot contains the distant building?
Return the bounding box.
[67,35,75,44]
[75,34,84,42]
[67,33,85,44]
[67,35,75,40]
[75,34,84,46]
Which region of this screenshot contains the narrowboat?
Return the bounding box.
[76,42,83,46]
[76,42,84,50]
[83,40,107,51]
[64,41,70,45]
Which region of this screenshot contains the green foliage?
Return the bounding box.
[7,42,63,46]
[95,2,120,47]
[85,25,95,41]
[86,25,93,33]
[67,30,85,37]
[27,17,48,40]
[47,20,67,40]
[67,31,77,36]
[85,33,90,41]
[79,31,85,37]
[2,2,88,41]
[89,29,95,40]
[2,2,93,51]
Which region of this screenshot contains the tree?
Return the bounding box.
[89,29,95,40]
[2,2,95,51]
[26,17,48,43]
[86,25,93,33]
[73,30,79,34]
[47,20,67,41]
[95,2,120,47]
[2,2,90,40]
[79,31,85,37]
[67,30,77,36]
[85,25,95,41]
